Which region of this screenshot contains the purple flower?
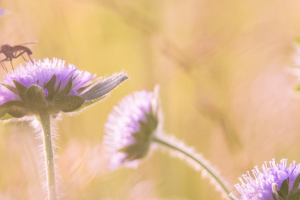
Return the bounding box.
[230,159,300,200]
[104,86,160,169]
[0,8,10,16]
[0,58,128,121]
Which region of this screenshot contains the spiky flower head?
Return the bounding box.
[0,58,128,121]
[230,159,300,200]
[0,7,10,16]
[104,86,161,169]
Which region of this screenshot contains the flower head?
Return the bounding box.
[0,58,128,121]
[104,86,161,169]
[230,159,300,200]
[0,7,10,16]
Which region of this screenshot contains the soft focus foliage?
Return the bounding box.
[1,0,300,199]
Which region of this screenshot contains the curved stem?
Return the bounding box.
[39,111,57,200]
[152,135,232,200]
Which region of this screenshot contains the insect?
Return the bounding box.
[0,41,38,72]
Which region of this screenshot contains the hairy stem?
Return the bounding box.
[39,111,57,200]
[152,135,232,200]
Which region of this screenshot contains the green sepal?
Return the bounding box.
[136,120,154,139]
[25,85,47,113]
[0,108,7,118]
[272,183,284,200]
[287,174,300,199]
[277,190,286,199]
[1,83,18,95]
[291,173,300,194]
[132,115,158,139]
[53,95,84,112]
[145,112,158,132]
[129,114,158,149]
[13,80,28,101]
[0,113,14,121]
[44,74,56,101]
[280,178,289,197]
[118,142,150,161]
[55,81,61,94]
[0,106,8,118]
[8,106,29,118]
[80,72,128,101]
[73,96,104,112]
[54,76,73,100]
[0,101,28,118]
[133,121,151,140]
[77,81,95,94]
[288,189,300,200]
[118,114,158,161]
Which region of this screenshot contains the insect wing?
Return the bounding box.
[10,41,38,47]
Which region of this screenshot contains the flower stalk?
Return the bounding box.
[103,87,231,199]
[0,58,129,200]
[152,135,232,200]
[39,111,57,200]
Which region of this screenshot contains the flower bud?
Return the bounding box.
[104,86,161,169]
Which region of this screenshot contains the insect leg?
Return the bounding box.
[0,57,10,62]
[10,60,14,71]
[0,62,4,71]
[27,54,34,64]
[22,54,28,62]
[13,51,34,64]
[1,62,8,72]
[13,50,26,59]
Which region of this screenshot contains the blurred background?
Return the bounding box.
[1,0,300,199]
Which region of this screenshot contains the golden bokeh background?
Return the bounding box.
[1,0,300,199]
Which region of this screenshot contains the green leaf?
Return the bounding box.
[280,178,289,197]
[53,95,84,112]
[54,76,73,100]
[13,80,28,101]
[25,85,47,113]
[80,72,129,101]
[44,74,56,101]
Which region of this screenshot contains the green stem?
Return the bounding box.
[39,111,57,200]
[152,135,232,200]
